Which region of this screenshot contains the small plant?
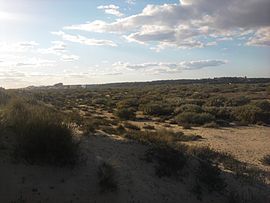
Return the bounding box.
[196,160,226,192]
[82,120,96,135]
[261,154,270,166]
[146,146,187,178]
[97,162,118,193]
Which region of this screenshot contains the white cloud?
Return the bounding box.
[113,59,227,74]
[97,4,124,17]
[247,27,270,47]
[65,0,270,49]
[51,31,117,47]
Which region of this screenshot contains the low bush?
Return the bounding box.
[261,154,270,166]
[226,96,250,107]
[141,103,173,116]
[115,107,136,120]
[97,162,118,193]
[175,104,203,114]
[196,161,226,192]
[146,146,187,178]
[206,96,227,107]
[82,119,96,135]
[233,105,269,124]
[2,99,79,166]
[175,112,214,125]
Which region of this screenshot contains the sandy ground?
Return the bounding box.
[1,107,269,202]
[128,120,270,172]
[0,134,230,203]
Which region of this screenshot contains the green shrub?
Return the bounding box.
[175,104,203,114]
[206,96,227,107]
[226,96,250,106]
[116,98,139,109]
[2,99,79,166]
[254,100,270,112]
[233,105,269,124]
[115,107,135,120]
[175,112,214,125]
[141,103,173,116]
[203,107,231,121]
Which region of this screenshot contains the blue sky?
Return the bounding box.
[0,0,269,88]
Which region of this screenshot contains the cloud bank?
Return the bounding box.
[64,0,270,49]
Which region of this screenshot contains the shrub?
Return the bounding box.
[116,98,139,109]
[175,104,203,114]
[0,88,10,106]
[2,99,79,166]
[82,119,96,135]
[175,112,214,125]
[146,146,187,178]
[261,154,270,166]
[203,107,231,121]
[196,161,226,192]
[233,105,269,124]
[115,107,135,120]
[254,100,270,112]
[97,162,118,193]
[206,96,227,107]
[116,124,126,134]
[226,96,250,106]
[141,103,173,116]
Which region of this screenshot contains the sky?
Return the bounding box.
[0,0,269,88]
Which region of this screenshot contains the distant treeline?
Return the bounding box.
[21,77,270,90]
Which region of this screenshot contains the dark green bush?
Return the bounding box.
[175,104,203,114]
[141,103,173,116]
[206,96,227,107]
[2,99,79,166]
[175,112,214,125]
[254,100,270,112]
[233,105,269,124]
[226,96,250,106]
[115,107,135,120]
